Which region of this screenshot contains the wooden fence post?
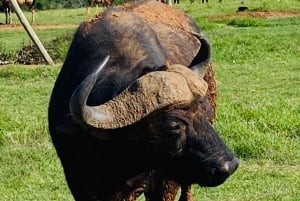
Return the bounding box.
[9,0,55,66]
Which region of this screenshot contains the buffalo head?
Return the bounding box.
[69,55,238,188]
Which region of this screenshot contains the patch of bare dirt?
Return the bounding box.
[211,10,300,19]
[0,24,78,32]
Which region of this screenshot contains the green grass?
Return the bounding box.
[0,7,96,54]
[193,160,300,201]
[0,0,300,200]
[0,66,73,200]
[0,7,98,25]
[0,28,75,53]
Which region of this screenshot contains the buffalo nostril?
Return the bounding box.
[221,157,239,175]
[222,161,230,172]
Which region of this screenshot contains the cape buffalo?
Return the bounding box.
[48,0,238,200]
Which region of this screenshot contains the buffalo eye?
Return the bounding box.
[163,120,185,137]
[161,118,187,157]
[165,122,180,131]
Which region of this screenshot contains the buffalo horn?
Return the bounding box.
[69,55,110,124]
[190,35,211,78]
[70,59,208,129]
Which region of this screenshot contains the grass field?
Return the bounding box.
[0,0,299,200]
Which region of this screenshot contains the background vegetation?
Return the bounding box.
[0,0,299,200]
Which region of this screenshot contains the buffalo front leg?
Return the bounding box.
[178,185,193,201]
[144,175,194,201]
[109,172,152,201]
[144,172,179,201]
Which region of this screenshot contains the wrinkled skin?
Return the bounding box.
[48,1,238,200]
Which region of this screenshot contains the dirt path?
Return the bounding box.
[0,24,78,32]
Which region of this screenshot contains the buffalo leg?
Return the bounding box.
[144,172,179,201]
[178,185,193,201]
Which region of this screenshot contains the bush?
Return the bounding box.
[2,34,73,65]
[46,34,73,62]
[35,0,128,9]
[35,0,87,9]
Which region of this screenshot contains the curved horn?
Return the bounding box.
[70,62,208,129]
[190,34,211,78]
[69,55,110,124]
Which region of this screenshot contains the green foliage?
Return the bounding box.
[35,0,87,9]
[45,34,73,62]
[34,0,128,9]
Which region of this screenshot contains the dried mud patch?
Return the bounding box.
[211,10,300,19]
[0,24,78,32]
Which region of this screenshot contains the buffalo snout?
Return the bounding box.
[216,156,239,177]
[158,123,239,187]
[205,156,239,187]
